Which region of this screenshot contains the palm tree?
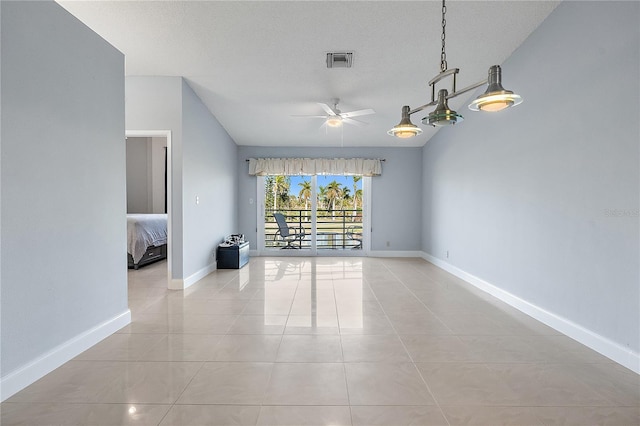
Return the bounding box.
[298,180,311,212]
[341,187,351,210]
[273,175,290,211]
[317,185,327,210]
[325,180,342,218]
[265,176,275,214]
[354,189,363,219]
[352,175,361,216]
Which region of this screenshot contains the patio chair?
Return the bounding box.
[273,212,306,249]
[346,225,363,249]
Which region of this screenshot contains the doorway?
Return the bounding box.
[125,130,172,284]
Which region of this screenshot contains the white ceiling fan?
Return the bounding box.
[292,98,375,128]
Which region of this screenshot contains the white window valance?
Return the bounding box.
[248,157,382,177]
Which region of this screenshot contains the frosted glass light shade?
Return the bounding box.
[326,116,343,127]
[388,106,423,138]
[422,89,463,127]
[469,65,523,112]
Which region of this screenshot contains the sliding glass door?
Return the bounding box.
[258,175,368,255]
[315,175,362,251]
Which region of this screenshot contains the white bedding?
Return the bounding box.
[127,214,168,263]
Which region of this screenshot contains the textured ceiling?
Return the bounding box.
[58,1,559,147]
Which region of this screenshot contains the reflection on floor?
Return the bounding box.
[2,257,639,425]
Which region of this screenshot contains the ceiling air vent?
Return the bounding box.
[326,52,353,68]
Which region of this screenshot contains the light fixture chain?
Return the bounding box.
[440,0,447,72]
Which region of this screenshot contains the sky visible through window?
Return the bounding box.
[289,175,361,193]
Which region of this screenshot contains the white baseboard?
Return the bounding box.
[421,251,640,374]
[170,263,216,290]
[369,250,422,258]
[0,310,131,401]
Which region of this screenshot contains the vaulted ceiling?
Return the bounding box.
[58,1,559,147]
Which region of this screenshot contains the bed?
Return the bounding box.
[127,214,168,269]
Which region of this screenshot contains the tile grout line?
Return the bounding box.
[373,259,452,426]
[332,270,357,425]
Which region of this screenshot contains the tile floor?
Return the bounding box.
[2,257,639,425]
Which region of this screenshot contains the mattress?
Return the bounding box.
[127,214,168,263]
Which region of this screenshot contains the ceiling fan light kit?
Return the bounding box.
[326,116,343,127]
[389,0,523,138]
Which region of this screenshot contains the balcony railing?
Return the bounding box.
[265,209,362,250]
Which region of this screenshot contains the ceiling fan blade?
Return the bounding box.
[342,117,368,127]
[291,115,329,118]
[340,108,375,118]
[318,103,337,116]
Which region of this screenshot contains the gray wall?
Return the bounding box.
[1,0,127,378]
[422,1,639,354]
[126,137,150,213]
[238,146,422,252]
[126,77,238,281]
[125,136,167,214]
[181,80,238,277]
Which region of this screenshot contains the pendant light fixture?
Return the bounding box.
[468,65,523,111]
[423,89,463,126]
[388,0,523,138]
[387,106,423,138]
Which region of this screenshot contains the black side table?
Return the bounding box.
[217,241,250,269]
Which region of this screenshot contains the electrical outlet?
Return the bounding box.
[386,241,390,247]
[446,250,449,259]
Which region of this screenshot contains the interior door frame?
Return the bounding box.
[126,130,172,285]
